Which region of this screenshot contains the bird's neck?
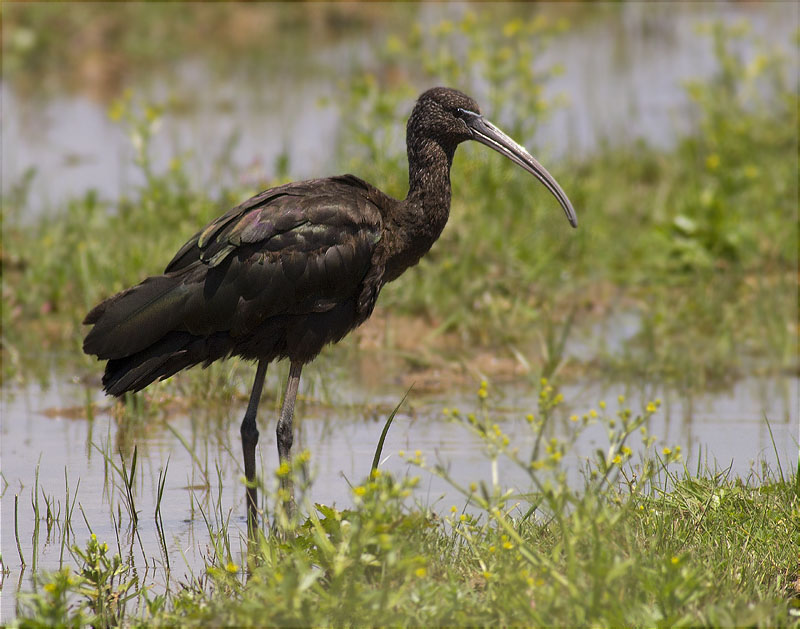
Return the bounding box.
[381,137,456,283]
[406,138,455,217]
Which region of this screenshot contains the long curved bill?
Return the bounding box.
[463,111,578,228]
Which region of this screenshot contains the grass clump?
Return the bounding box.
[16,384,799,627]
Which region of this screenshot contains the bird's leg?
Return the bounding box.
[241,360,268,535]
[276,361,302,519]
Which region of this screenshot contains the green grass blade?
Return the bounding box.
[371,386,412,474]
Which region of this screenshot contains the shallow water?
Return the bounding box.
[4,3,796,217]
[1,366,796,622]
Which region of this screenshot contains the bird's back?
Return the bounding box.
[83,174,387,395]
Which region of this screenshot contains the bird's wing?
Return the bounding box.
[165,176,384,337]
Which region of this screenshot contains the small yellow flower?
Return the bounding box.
[569,414,579,422]
[353,486,367,497]
[671,556,679,565]
[436,19,453,35]
[144,105,160,123]
[276,461,290,477]
[621,446,632,456]
[746,53,767,77]
[488,545,496,553]
[415,567,427,577]
[646,402,656,414]
[589,409,598,418]
[478,389,488,400]
[108,100,125,122]
[526,413,535,423]
[502,541,514,549]
[385,35,404,54]
[469,482,477,492]
[450,505,458,513]
[503,18,523,38]
[618,394,625,404]
[612,455,622,465]
[44,583,57,593]
[662,447,672,456]
[414,450,422,458]
[226,562,239,573]
[599,400,606,409]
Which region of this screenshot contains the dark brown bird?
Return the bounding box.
[83,87,577,529]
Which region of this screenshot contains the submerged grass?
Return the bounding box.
[11,384,799,627]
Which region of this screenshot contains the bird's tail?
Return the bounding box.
[101,331,196,396]
[83,270,224,396]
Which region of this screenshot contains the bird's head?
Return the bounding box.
[409,87,578,228]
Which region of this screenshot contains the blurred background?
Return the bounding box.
[2,3,797,620]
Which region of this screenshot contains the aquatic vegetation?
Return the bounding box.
[12,384,798,626]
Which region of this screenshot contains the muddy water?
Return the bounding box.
[1,368,796,622]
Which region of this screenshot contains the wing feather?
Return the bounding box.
[161,176,383,339]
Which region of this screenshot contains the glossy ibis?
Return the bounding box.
[83,87,577,529]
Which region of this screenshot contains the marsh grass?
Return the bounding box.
[11,383,798,627]
[2,18,796,394]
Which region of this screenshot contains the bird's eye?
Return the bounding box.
[455,107,479,119]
